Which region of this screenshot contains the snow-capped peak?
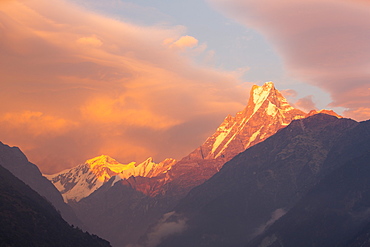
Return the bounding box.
[85,155,136,182]
[251,81,274,113]
[198,81,307,160]
[46,155,176,202]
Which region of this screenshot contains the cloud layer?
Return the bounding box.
[208,0,370,120]
[0,0,248,173]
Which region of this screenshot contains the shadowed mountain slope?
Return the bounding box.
[157,114,361,247]
[248,119,370,247]
[0,164,111,247]
[0,142,82,228]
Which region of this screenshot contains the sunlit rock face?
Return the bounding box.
[46,155,175,202]
[200,81,306,160]
[156,82,307,198]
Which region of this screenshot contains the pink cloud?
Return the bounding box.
[294,95,317,112]
[208,0,370,121]
[0,0,249,173]
[343,107,370,121]
[281,89,298,99]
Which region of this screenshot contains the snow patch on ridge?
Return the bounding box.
[266,101,277,116]
[211,121,236,154]
[252,82,273,114]
[245,126,264,148]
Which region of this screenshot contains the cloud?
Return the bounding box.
[76,36,103,48]
[166,35,199,50]
[294,95,317,112]
[208,0,370,121]
[0,0,248,173]
[254,208,286,236]
[145,211,187,247]
[343,107,370,122]
[80,96,181,129]
[0,111,77,137]
[281,89,298,99]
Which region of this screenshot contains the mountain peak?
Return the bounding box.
[251,81,274,96]
[247,81,297,118]
[86,154,119,165]
[85,155,135,174]
[201,81,306,160]
[250,82,275,107]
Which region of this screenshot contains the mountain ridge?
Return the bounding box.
[47,155,176,202]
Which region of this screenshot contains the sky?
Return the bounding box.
[0,0,369,174]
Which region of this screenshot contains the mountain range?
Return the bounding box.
[46,155,176,202]
[47,82,308,202]
[1,81,369,247]
[47,81,345,246]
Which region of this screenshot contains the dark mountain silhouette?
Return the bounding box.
[0,142,82,228]
[0,163,111,247]
[156,114,369,247]
[248,119,370,247]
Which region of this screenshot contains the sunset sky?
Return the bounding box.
[1,0,369,174]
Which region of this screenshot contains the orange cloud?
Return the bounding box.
[0,0,248,173]
[76,36,103,48]
[169,35,199,49]
[0,111,77,137]
[81,96,182,129]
